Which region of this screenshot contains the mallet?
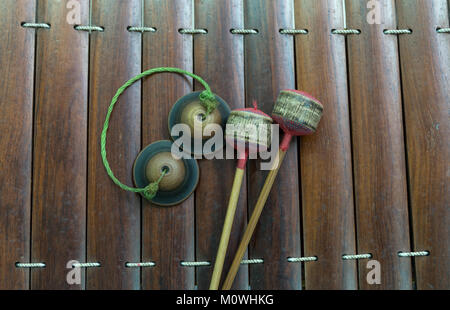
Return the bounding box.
[209,102,272,290]
[222,90,323,290]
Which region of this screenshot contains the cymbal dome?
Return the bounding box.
[180,101,222,140]
[145,152,186,192]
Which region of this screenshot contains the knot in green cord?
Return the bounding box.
[199,90,218,116]
[142,183,159,200]
[142,169,167,201]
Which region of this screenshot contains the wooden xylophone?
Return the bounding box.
[0,0,448,290]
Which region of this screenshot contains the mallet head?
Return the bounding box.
[272,90,323,136]
[225,102,273,155]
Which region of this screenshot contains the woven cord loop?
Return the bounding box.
[101,67,216,200]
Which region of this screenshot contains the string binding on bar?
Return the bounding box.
[13,251,433,269]
[383,29,412,35]
[181,259,265,266]
[180,261,211,267]
[241,259,264,264]
[398,251,430,257]
[72,262,101,268]
[15,262,46,268]
[331,29,361,35]
[437,27,450,33]
[342,253,372,260]
[230,29,259,34]
[21,22,51,29]
[279,29,308,35]
[20,24,448,35]
[287,256,318,262]
[74,25,104,32]
[178,28,207,34]
[127,26,156,33]
[125,262,156,267]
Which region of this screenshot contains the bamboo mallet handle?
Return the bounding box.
[222,149,287,290]
[209,167,245,290]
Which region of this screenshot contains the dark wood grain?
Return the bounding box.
[295,0,358,289]
[32,0,89,289]
[1,0,448,291]
[0,0,35,290]
[396,0,450,290]
[141,0,195,290]
[345,0,412,289]
[245,0,301,289]
[194,0,248,290]
[87,0,141,290]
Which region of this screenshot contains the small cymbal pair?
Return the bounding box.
[134,91,231,206]
[101,67,231,207]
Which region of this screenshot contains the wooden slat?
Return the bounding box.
[345,0,412,289]
[396,0,450,290]
[141,0,195,290]
[194,0,247,289]
[295,0,358,289]
[245,0,301,289]
[87,0,141,290]
[0,0,35,290]
[32,0,89,289]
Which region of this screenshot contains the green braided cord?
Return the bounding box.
[101,67,217,200]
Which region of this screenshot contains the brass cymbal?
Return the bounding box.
[133,140,199,207]
[168,91,231,157]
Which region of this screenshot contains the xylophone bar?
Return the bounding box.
[142,0,195,290]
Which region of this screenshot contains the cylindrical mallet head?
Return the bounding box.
[225,102,273,156]
[272,90,323,137]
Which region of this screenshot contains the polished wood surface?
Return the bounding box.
[0,0,448,290]
[87,0,141,290]
[295,0,357,290]
[0,0,35,290]
[346,0,412,289]
[194,0,248,290]
[245,0,302,289]
[142,0,195,290]
[32,0,89,289]
[396,0,450,290]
